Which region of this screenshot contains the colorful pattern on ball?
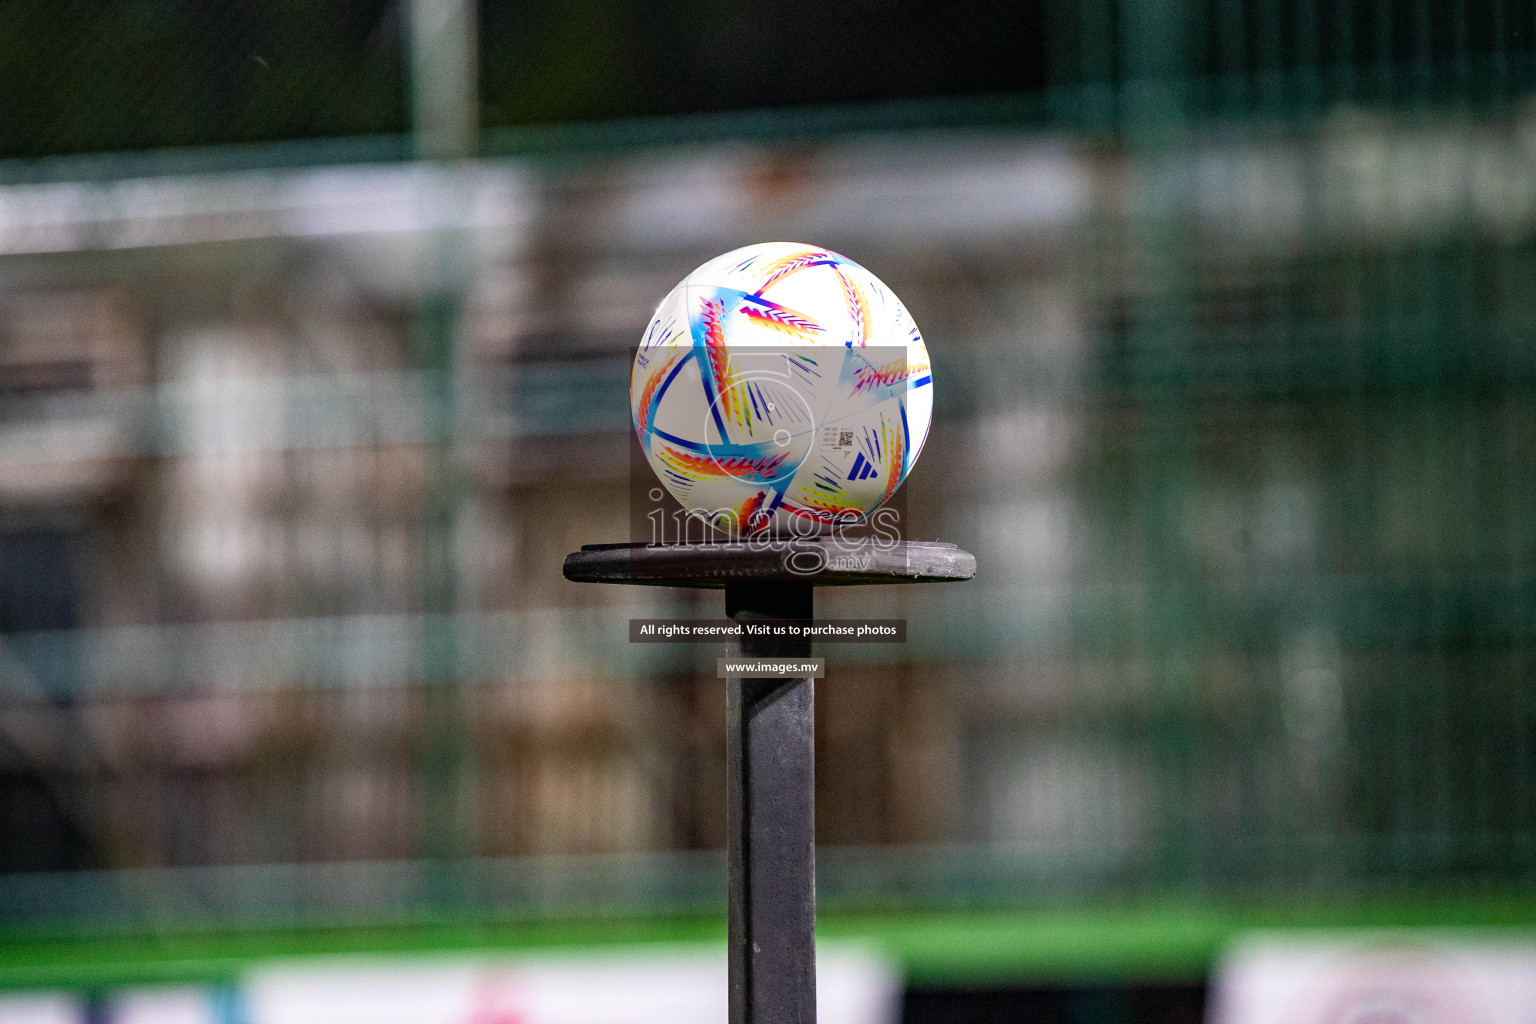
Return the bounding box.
[631,242,933,536]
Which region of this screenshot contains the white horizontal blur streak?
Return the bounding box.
[1,118,1531,259]
[0,164,532,255]
[0,363,631,464]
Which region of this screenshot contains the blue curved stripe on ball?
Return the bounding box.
[693,346,730,441]
[642,350,694,436]
[684,286,732,440]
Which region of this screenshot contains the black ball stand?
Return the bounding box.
[563,536,975,1024]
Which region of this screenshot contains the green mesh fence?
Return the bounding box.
[0,0,1532,951]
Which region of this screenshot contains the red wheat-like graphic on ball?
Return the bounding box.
[700,298,750,429]
[835,267,870,346]
[657,444,787,482]
[635,350,682,435]
[852,357,930,395]
[742,304,824,340]
[733,490,771,534]
[758,250,834,291]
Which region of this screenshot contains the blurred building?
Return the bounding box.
[0,91,1533,930]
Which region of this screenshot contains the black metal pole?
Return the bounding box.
[725,581,816,1024]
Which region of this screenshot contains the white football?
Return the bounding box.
[631,242,933,537]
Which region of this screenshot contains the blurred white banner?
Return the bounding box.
[246,946,898,1024]
[1209,933,1536,1024]
[0,994,80,1024]
[0,945,898,1024]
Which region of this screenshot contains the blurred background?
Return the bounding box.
[0,0,1534,1021]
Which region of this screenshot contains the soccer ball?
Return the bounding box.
[631,242,933,537]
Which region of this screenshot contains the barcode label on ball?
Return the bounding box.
[821,427,855,451]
